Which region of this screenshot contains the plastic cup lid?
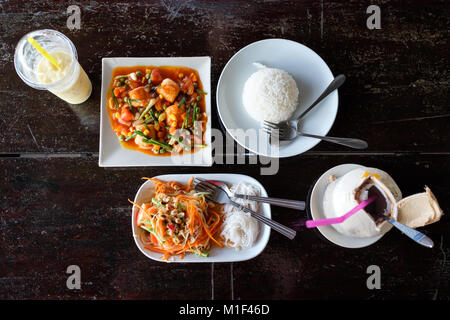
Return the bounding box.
[14,29,77,90]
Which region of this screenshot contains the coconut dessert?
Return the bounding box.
[323,167,402,238]
[396,187,443,228]
[322,166,444,239]
[242,67,299,123]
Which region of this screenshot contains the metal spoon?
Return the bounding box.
[380,216,434,248]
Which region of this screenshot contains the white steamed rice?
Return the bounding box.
[242,67,299,123]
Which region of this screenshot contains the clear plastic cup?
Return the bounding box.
[14,29,92,104]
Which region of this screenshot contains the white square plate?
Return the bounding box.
[99,57,212,167]
[131,173,271,263]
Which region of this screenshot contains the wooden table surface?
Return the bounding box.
[0,0,449,300]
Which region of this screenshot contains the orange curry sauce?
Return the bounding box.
[107,65,207,156]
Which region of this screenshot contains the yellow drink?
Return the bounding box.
[37,51,92,104]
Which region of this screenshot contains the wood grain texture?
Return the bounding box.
[0,0,449,300]
[0,155,449,299]
[0,0,448,153]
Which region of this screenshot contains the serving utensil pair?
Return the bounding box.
[194,178,297,240]
[263,74,368,149]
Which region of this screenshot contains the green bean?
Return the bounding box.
[125,132,137,141]
[111,90,119,109]
[149,108,159,126]
[124,97,132,108]
[191,102,198,125]
[127,99,135,113]
[145,70,154,88]
[134,130,151,139]
[196,90,207,94]
[178,96,186,108]
[182,106,191,129]
[142,138,173,151]
[139,105,152,120]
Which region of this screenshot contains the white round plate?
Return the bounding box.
[309,163,386,248]
[216,38,338,158]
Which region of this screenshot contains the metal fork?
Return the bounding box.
[196,178,305,210]
[263,122,369,149]
[262,74,368,149]
[194,179,297,240]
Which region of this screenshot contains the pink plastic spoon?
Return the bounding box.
[306,194,378,228]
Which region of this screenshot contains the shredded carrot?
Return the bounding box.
[189,202,223,247]
[144,246,168,254]
[141,177,163,184]
[185,176,194,191]
[142,177,167,193]
[136,177,223,259]
[176,194,202,202]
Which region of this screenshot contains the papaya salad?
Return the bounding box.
[107,66,207,156]
[131,177,223,260]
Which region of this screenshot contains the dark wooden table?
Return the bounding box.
[0,0,449,300]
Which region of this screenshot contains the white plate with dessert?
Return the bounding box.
[309,163,443,248]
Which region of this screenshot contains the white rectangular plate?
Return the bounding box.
[131,173,271,263]
[99,57,212,167]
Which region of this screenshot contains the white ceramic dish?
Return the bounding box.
[309,163,385,248]
[216,38,338,158]
[131,173,271,263]
[99,57,212,167]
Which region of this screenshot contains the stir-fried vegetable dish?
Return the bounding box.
[130,177,223,260]
[107,66,207,156]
